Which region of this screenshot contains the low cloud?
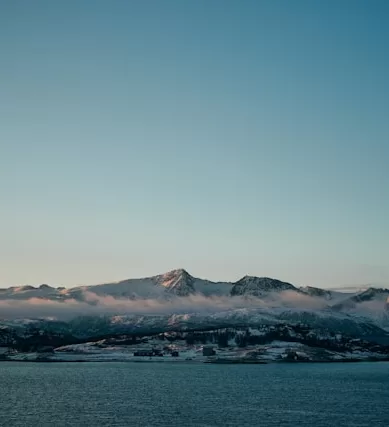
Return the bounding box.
[1,289,386,322]
[0,293,264,321]
[277,290,328,310]
[0,289,328,321]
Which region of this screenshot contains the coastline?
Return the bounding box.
[2,355,389,364]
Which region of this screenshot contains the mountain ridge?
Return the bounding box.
[1,269,389,355]
[1,268,386,301]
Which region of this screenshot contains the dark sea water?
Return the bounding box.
[1,362,389,427]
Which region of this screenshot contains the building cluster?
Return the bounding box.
[133,348,180,357]
[132,345,217,358]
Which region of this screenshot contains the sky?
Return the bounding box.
[0,0,388,289]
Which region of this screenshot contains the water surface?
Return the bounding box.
[1,362,389,426]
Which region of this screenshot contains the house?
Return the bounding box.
[171,351,179,357]
[134,349,164,357]
[152,348,163,357]
[202,346,216,357]
[134,350,154,357]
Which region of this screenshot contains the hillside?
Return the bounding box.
[1,269,389,358]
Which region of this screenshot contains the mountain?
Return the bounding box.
[1,270,389,355]
[1,269,384,305]
[231,276,297,297]
[332,288,389,312]
[330,288,389,327]
[2,305,388,354]
[299,286,356,303]
[2,269,389,332]
[0,284,64,301]
[0,271,312,302]
[0,269,234,302]
[68,269,234,300]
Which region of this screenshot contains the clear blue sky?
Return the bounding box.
[1,0,388,288]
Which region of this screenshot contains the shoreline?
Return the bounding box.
[1,356,389,364]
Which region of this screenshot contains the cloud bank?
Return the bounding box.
[0,290,330,321]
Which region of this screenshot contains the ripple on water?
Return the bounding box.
[1,362,389,426]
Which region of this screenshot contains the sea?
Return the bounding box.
[1,361,389,426]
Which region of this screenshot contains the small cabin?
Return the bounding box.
[203,346,216,357]
[134,349,164,357]
[134,350,154,357]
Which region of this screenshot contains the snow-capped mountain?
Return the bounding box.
[1,269,385,308]
[0,269,234,301]
[0,284,65,300]
[299,286,356,303]
[69,269,234,300]
[1,270,389,360]
[329,288,389,327]
[1,269,389,341]
[231,276,297,297]
[333,287,389,310]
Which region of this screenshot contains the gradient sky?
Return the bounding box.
[1,0,388,288]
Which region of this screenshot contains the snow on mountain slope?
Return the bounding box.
[66,269,233,300]
[70,275,167,300]
[1,270,388,332]
[299,286,357,304]
[333,288,389,310]
[330,288,389,327]
[0,284,64,300]
[230,276,297,297]
[155,269,233,296]
[2,304,386,344]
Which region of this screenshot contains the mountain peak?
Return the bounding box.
[231,276,296,297]
[351,287,389,302]
[332,287,389,311]
[165,268,190,277]
[300,286,333,300]
[155,269,195,296]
